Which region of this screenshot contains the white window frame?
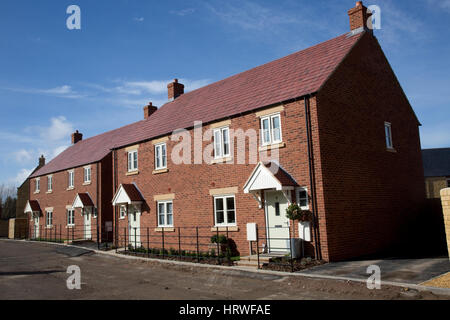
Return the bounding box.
[385,122,394,149]
[47,175,52,192]
[119,205,127,220]
[128,150,138,172]
[67,209,75,226]
[213,195,237,227]
[213,127,231,159]
[35,178,40,193]
[154,143,167,170]
[260,113,282,146]
[296,187,309,210]
[68,170,74,189]
[46,211,53,227]
[84,166,91,183]
[157,200,173,227]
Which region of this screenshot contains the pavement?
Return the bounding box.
[1,239,449,300]
[300,256,450,285]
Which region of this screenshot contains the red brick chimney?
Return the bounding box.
[71,130,83,144]
[38,155,45,168]
[348,1,372,31]
[144,102,158,119]
[168,79,184,101]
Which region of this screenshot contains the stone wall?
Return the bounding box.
[441,188,450,259]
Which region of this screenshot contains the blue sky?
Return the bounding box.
[0,0,449,187]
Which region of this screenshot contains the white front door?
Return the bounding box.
[265,191,290,252]
[33,215,40,239]
[84,208,92,240]
[128,205,141,248]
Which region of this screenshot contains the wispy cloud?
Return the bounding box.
[0,85,85,99]
[133,17,145,22]
[169,8,196,16]
[426,0,450,13]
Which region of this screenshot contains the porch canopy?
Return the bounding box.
[243,162,298,207]
[72,193,95,209]
[24,200,41,216]
[112,184,145,206]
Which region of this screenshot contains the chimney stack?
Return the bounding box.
[144,102,158,119]
[168,79,184,101]
[38,155,45,168]
[348,1,372,32]
[71,130,83,144]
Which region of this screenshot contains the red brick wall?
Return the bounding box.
[114,99,323,257]
[316,32,425,261]
[28,159,113,242]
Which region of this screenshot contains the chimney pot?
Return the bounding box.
[144,102,158,119]
[38,155,45,167]
[168,79,184,101]
[71,130,83,144]
[348,1,372,31]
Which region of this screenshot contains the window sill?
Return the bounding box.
[46,191,53,194]
[67,187,75,191]
[259,142,286,152]
[45,226,54,229]
[211,226,239,232]
[154,227,175,232]
[34,191,40,195]
[66,225,76,229]
[126,170,139,176]
[153,168,169,175]
[83,181,92,186]
[387,148,397,153]
[119,217,126,220]
[211,157,233,164]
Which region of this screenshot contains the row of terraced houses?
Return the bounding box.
[23,2,426,262]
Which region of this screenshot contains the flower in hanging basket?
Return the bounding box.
[286,203,303,221]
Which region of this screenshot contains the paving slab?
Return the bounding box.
[299,257,450,284]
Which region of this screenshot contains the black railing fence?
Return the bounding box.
[253,225,306,273]
[117,226,239,266]
[26,223,113,250]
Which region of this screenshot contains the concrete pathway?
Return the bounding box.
[300,257,450,285]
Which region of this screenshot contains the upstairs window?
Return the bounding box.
[155,143,167,170]
[385,122,393,149]
[84,166,91,183]
[68,170,74,189]
[47,176,53,192]
[128,150,138,172]
[35,178,40,193]
[261,113,282,146]
[213,127,231,159]
[157,201,173,227]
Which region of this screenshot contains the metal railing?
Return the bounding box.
[117,226,239,266]
[254,225,305,272]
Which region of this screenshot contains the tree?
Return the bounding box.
[0,183,17,220]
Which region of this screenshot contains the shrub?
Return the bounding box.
[211,234,228,244]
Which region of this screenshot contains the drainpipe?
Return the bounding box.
[96,162,100,248]
[304,95,322,260]
[113,149,117,247]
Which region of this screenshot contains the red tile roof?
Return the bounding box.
[31,31,364,178]
[264,162,298,187]
[28,200,41,212]
[121,184,145,202]
[76,193,95,207]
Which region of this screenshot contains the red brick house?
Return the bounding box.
[109,2,425,261]
[26,2,425,261]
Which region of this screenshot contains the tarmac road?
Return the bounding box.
[0,240,447,300]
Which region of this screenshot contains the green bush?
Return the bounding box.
[210,234,228,244]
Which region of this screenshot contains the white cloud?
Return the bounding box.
[13,149,33,163]
[42,116,74,142]
[169,8,195,16]
[133,17,144,22]
[10,168,33,186]
[0,84,84,99]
